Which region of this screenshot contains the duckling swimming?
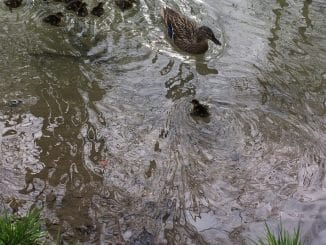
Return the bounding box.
[191,99,210,117]
[43,12,64,26]
[77,2,88,17]
[115,0,136,11]
[91,2,104,17]
[161,7,221,54]
[4,0,22,10]
[66,0,82,11]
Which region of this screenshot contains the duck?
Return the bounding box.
[4,0,22,10]
[115,0,136,11]
[77,2,88,17]
[160,7,221,54]
[43,12,64,26]
[91,2,104,17]
[191,99,210,117]
[66,0,82,11]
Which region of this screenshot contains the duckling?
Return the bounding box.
[161,7,221,54]
[191,99,210,117]
[43,12,64,26]
[66,0,82,11]
[115,0,136,11]
[4,0,23,10]
[77,2,88,17]
[91,2,104,17]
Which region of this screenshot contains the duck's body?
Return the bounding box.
[115,0,136,11]
[91,2,104,17]
[77,2,88,16]
[43,12,64,26]
[191,99,210,117]
[4,0,22,9]
[160,7,221,54]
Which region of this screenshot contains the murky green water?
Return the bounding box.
[0,0,325,244]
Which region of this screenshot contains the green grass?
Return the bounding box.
[0,209,46,245]
[254,223,302,245]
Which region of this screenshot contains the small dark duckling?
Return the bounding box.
[115,0,136,11]
[43,12,64,26]
[91,2,104,17]
[191,99,210,117]
[66,0,82,11]
[4,0,23,10]
[77,2,88,17]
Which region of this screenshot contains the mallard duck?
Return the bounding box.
[115,0,136,11]
[91,2,104,17]
[43,12,64,26]
[191,99,210,117]
[77,2,88,17]
[66,0,82,11]
[4,0,22,10]
[161,7,221,54]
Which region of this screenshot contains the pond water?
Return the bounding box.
[0,0,325,244]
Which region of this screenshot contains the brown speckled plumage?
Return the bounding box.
[161,7,221,54]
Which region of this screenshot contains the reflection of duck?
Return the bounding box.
[191,99,210,117]
[4,0,22,9]
[77,2,88,17]
[115,0,136,11]
[160,7,221,54]
[43,12,64,26]
[91,2,104,17]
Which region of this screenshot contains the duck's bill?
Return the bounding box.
[212,37,221,45]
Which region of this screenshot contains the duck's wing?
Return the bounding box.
[161,7,197,42]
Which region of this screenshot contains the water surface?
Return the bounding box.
[0,0,325,244]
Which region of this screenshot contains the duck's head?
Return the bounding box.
[197,26,221,45]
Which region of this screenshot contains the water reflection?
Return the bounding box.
[25,54,106,242]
